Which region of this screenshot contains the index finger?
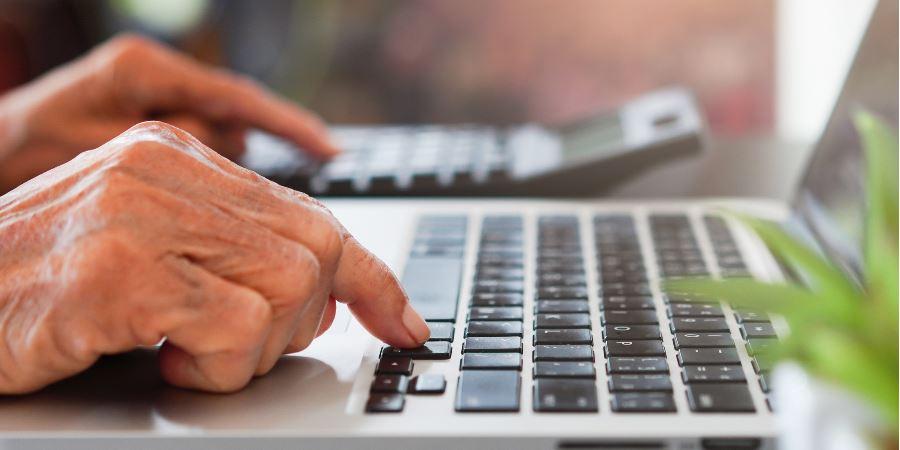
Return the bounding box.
[331,237,430,348]
[110,37,340,158]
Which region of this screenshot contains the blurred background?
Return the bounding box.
[0,0,878,199]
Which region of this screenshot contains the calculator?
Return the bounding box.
[242,87,705,196]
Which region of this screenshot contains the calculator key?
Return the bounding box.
[602,325,662,340]
[533,345,594,361]
[600,283,652,296]
[677,348,740,365]
[469,306,524,321]
[740,322,777,339]
[600,310,659,325]
[407,374,447,395]
[477,268,525,280]
[538,274,587,287]
[427,322,455,342]
[533,379,598,412]
[604,340,666,357]
[466,321,523,337]
[471,293,524,307]
[534,361,597,378]
[682,365,746,383]
[455,371,521,412]
[376,357,413,375]
[534,329,593,345]
[461,353,522,370]
[686,384,756,412]
[606,357,669,374]
[536,300,589,313]
[746,338,778,356]
[370,374,409,393]
[667,303,724,317]
[608,374,673,392]
[600,296,655,310]
[610,392,676,413]
[382,341,452,360]
[670,317,729,332]
[463,337,523,353]
[535,313,592,329]
[365,393,405,413]
[672,332,735,348]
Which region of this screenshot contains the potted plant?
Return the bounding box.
[667,111,898,450]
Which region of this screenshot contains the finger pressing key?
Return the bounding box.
[332,237,430,348]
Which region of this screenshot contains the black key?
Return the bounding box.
[686,384,756,412]
[606,357,669,374]
[600,296,655,310]
[533,379,598,412]
[463,337,522,353]
[476,267,524,280]
[382,341,452,360]
[600,310,659,325]
[376,357,413,375]
[371,374,409,393]
[670,317,729,332]
[734,310,770,323]
[402,257,462,322]
[667,303,724,317]
[610,392,676,412]
[604,340,666,357]
[534,361,596,378]
[682,365,746,383]
[538,274,587,287]
[461,353,522,370]
[455,371,521,412]
[466,321,523,337]
[534,329,593,345]
[365,393,405,413]
[471,293,524,307]
[746,338,778,356]
[427,322,454,342]
[673,332,735,349]
[740,322,777,339]
[474,280,524,294]
[469,306,524,321]
[600,283,652,296]
[608,374,673,392]
[602,325,661,340]
[533,345,594,361]
[535,313,591,329]
[537,287,588,300]
[536,300,589,313]
[677,348,740,365]
[407,374,446,394]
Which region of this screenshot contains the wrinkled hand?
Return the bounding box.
[0,122,428,394]
[0,34,338,193]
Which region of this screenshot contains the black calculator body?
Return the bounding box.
[243,87,705,196]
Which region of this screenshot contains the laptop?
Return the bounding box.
[0,2,894,449]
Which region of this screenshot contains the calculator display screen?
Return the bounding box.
[558,113,624,161]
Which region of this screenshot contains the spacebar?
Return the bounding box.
[401,257,463,322]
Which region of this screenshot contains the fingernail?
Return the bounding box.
[401,304,430,344]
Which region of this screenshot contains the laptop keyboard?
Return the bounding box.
[366,212,776,414]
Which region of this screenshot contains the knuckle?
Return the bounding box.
[233,295,273,344]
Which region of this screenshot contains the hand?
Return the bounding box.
[0,121,428,394]
[0,34,338,193]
